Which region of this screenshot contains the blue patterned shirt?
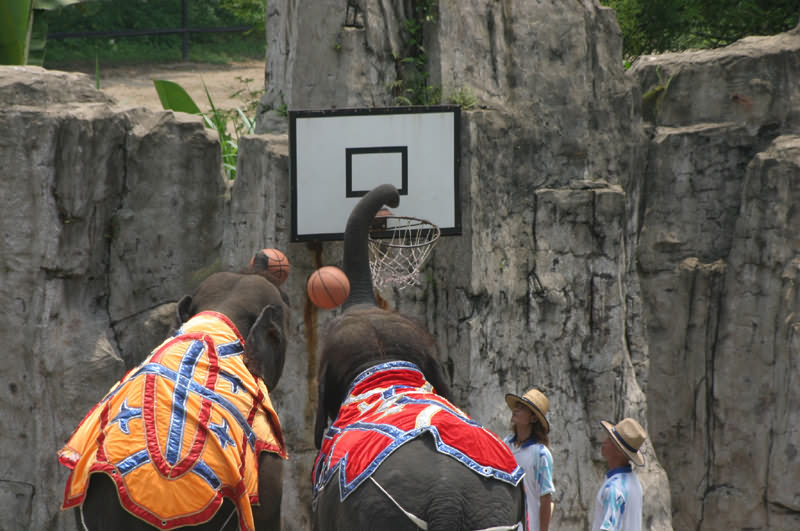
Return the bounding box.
[591,465,643,531]
[504,435,554,531]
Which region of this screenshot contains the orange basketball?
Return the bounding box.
[250,248,290,284]
[307,266,350,309]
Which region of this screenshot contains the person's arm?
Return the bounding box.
[536,447,555,531]
[539,493,552,531]
[598,484,625,531]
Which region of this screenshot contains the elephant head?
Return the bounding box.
[176,259,289,391]
[314,184,452,447]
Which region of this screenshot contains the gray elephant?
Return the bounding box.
[312,185,525,531]
[58,256,290,531]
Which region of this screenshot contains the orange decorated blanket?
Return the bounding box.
[58,311,287,531]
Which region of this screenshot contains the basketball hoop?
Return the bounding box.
[368,214,440,289]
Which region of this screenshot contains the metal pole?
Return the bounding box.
[182,0,189,61]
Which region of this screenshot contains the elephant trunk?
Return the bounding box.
[342,184,400,308]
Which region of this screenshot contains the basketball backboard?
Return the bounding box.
[289,106,461,242]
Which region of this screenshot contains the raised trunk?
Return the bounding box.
[342,184,400,308]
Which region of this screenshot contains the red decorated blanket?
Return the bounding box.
[312,361,523,500]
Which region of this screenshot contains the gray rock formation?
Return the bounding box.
[1,3,799,531]
[0,68,226,530]
[631,30,800,530]
[260,1,668,529]
[262,0,402,111]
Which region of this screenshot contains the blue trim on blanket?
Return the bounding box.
[172,325,242,357]
[217,340,244,358]
[116,450,221,491]
[219,371,244,394]
[117,449,150,476]
[133,363,258,449]
[166,340,205,465]
[346,361,424,395]
[94,365,257,450]
[317,422,524,500]
[111,398,142,435]
[192,459,222,490]
[209,418,236,449]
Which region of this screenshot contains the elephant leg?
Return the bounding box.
[252,452,283,531]
[370,434,525,531]
[80,473,155,531]
[80,473,239,531]
[313,472,419,531]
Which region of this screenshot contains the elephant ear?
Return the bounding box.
[246,304,287,391]
[424,358,453,402]
[175,295,194,327]
[314,362,329,449]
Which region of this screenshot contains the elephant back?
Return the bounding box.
[58,312,286,531]
[312,361,522,501]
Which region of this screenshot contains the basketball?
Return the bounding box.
[250,248,290,284]
[307,266,350,309]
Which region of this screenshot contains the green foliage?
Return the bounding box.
[393,72,441,106]
[153,79,203,114]
[42,0,265,66]
[392,0,442,106]
[0,0,32,64]
[332,29,343,52]
[640,66,672,121]
[153,78,256,180]
[448,87,478,110]
[218,0,265,26]
[601,0,800,59]
[229,76,262,115]
[27,9,49,65]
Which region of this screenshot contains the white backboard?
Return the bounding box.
[289,106,461,241]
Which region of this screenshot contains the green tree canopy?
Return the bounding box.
[601,0,800,59]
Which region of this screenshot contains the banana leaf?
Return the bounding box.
[0,0,89,65]
[153,79,203,115]
[0,0,33,65]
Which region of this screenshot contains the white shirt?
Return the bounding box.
[504,436,555,531]
[591,465,643,531]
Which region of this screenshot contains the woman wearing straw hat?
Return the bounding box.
[504,388,554,531]
[591,417,648,531]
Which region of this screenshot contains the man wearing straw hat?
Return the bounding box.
[504,388,555,531]
[591,417,648,531]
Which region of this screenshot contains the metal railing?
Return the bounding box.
[47,0,255,61]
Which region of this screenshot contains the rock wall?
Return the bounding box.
[260,1,669,529]
[631,30,800,530]
[0,67,226,531]
[1,4,799,531]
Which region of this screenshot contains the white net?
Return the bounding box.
[368,215,440,289]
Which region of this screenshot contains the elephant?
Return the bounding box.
[312,184,525,531]
[58,256,291,531]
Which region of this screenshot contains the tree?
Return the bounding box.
[601,0,800,59]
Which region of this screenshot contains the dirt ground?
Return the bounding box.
[91,60,266,112]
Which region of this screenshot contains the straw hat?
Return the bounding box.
[505,388,550,433]
[601,418,647,466]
